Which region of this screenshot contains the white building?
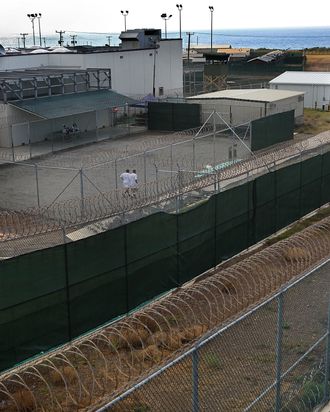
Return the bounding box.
[269,71,330,110]
[187,89,304,125]
[0,30,183,99]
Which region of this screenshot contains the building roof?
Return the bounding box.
[187,89,304,103]
[270,71,330,86]
[9,90,137,119]
[248,50,283,64]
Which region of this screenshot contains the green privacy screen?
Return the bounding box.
[1,153,330,372]
[148,102,201,131]
[251,110,294,151]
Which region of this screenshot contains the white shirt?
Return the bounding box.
[120,172,131,188]
[129,172,138,188]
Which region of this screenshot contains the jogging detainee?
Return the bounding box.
[120,169,131,195]
[129,169,138,196]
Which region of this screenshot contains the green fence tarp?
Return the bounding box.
[126,213,177,309]
[2,151,330,372]
[0,246,68,370]
[148,102,201,131]
[178,198,216,283]
[251,110,294,152]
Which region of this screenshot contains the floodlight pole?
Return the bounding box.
[27,14,37,45]
[176,4,183,39]
[209,6,214,54]
[161,13,172,39]
[121,10,129,32]
[37,13,42,47]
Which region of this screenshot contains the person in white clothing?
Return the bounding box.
[120,169,131,195]
[129,169,138,196]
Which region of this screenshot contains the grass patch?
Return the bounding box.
[265,206,330,246]
[296,108,330,135]
[204,353,223,370]
[282,322,291,330]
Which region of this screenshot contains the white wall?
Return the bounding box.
[188,96,303,126]
[0,39,183,98]
[270,83,330,109]
[0,104,41,147]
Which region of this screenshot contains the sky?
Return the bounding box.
[1,0,329,36]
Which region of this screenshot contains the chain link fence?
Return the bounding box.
[1,104,147,162]
[103,260,330,412]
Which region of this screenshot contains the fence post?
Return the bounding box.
[29,138,32,160]
[170,144,174,189]
[192,138,196,171]
[192,348,200,412]
[10,127,15,162]
[62,226,72,341]
[323,301,330,403]
[35,164,41,208]
[115,159,118,190]
[80,168,85,218]
[144,151,147,197]
[154,164,159,199]
[213,111,216,168]
[275,292,284,411]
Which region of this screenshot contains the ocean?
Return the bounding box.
[1,26,330,50]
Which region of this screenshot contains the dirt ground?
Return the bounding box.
[0,129,250,210]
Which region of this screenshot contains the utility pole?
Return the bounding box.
[17,38,21,49]
[186,32,194,62]
[70,34,77,46]
[106,35,112,46]
[56,30,65,46]
[20,33,28,49]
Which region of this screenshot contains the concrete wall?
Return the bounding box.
[270,83,330,109]
[0,40,183,98]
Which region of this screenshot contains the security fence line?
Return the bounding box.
[99,259,330,412]
[1,145,330,372]
[0,129,329,244]
[0,208,330,412]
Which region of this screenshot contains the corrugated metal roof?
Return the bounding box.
[187,89,304,103]
[270,71,330,85]
[10,90,137,119]
[248,50,283,63]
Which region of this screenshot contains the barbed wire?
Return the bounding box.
[1,132,330,243]
[0,211,329,411]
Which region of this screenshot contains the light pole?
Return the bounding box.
[209,6,214,55]
[37,13,42,47]
[20,33,28,49]
[161,13,172,39]
[27,14,37,45]
[121,10,129,32]
[176,4,183,39]
[107,35,112,46]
